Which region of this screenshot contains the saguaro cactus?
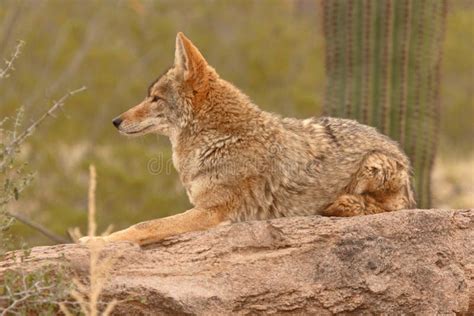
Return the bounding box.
[322,0,447,208]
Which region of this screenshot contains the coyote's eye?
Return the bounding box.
[151,95,161,103]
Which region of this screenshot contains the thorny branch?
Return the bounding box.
[0,40,24,80]
[0,86,87,170]
[1,86,86,243]
[0,272,54,315]
[0,268,78,315]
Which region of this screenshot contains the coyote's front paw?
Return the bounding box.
[78,235,138,246]
[78,236,107,245]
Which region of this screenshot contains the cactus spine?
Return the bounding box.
[322,0,447,208]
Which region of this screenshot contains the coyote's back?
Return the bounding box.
[211,110,416,222]
[82,33,416,246]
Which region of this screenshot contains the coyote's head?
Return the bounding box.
[112,32,223,138]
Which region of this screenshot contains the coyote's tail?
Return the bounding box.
[405,176,417,209]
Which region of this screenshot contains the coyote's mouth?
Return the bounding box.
[123,124,154,135]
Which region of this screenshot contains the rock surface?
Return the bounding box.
[1,209,473,315]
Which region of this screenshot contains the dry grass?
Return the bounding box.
[60,165,119,316]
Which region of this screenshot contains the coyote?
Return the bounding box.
[80,33,415,246]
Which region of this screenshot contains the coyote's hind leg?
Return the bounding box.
[322,151,415,217]
[322,194,385,217]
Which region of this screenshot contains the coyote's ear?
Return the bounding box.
[174,32,208,82]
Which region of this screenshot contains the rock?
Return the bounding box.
[1,209,473,315]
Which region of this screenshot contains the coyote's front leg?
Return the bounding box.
[79,207,228,246]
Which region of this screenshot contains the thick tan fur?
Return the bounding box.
[80,33,416,246]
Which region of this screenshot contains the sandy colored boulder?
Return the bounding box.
[1,209,473,315]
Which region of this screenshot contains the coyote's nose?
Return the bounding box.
[112,117,123,128]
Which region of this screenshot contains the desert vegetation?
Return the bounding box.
[0,0,472,314]
[322,0,447,207]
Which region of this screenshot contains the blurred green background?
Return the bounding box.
[0,0,472,246]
